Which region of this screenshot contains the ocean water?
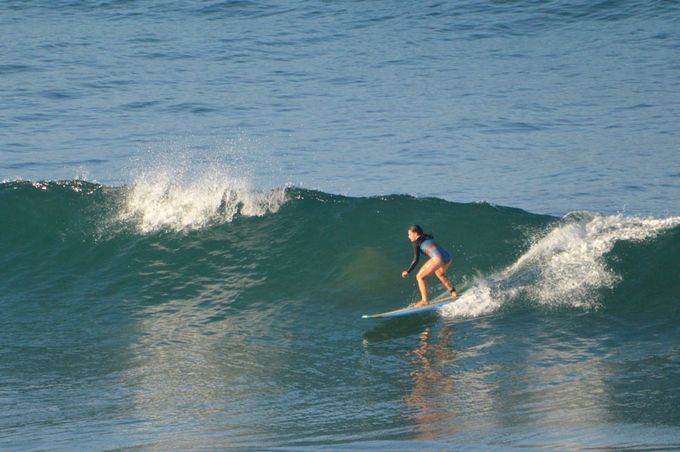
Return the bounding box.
[2,1,680,450]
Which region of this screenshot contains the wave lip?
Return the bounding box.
[116,172,287,233]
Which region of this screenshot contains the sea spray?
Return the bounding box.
[117,144,287,233]
[442,212,680,319]
[117,173,287,233]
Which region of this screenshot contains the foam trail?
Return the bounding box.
[442,213,680,319]
[440,281,505,319]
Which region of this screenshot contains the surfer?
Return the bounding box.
[402,225,457,307]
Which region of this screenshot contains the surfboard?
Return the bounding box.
[362,296,458,319]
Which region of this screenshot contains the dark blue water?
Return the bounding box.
[2,1,680,450]
[3,0,680,215]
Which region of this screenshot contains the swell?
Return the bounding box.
[1,180,678,320]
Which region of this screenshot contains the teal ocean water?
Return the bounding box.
[1,181,679,449]
[2,0,680,449]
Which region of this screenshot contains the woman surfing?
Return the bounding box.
[402,225,457,308]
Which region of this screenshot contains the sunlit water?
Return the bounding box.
[2,1,680,449]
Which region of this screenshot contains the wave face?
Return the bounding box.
[2,180,680,449]
[2,179,679,314]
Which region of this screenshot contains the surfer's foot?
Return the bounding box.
[450,289,457,297]
[415,300,428,308]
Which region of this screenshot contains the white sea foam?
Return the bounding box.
[439,281,504,319]
[441,213,680,319]
[117,146,287,233]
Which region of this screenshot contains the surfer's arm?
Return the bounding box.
[403,242,420,276]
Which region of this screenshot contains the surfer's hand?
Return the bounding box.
[401,271,409,278]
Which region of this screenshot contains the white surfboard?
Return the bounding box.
[362,296,458,319]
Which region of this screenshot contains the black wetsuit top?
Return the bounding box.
[405,234,452,275]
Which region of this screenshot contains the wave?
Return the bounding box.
[1,179,678,320]
[442,212,680,319]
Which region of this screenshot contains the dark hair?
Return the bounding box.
[408,224,434,239]
[408,224,424,235]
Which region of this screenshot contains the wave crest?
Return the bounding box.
[116,172,287,233]
[443,213,680,318]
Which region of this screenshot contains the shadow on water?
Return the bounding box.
[361,313,440,343]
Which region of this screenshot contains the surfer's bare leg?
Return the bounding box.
[415,259,440,307]
[435,263,457,297]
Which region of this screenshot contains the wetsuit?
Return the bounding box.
[405,234,452,275]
